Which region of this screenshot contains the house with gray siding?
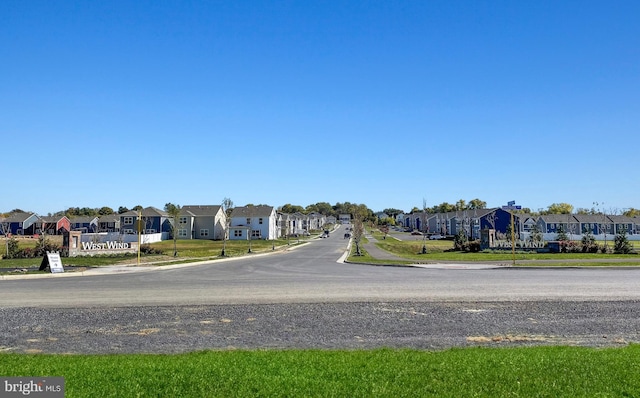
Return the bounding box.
[176,205,226,240]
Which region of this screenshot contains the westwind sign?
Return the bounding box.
[81,241,132,251]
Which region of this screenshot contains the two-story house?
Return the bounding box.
[229,205,277,240]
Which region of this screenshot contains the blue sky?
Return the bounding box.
[2,1,639,215]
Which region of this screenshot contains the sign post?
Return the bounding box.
[39,251,64,273]
[501,202,522,265]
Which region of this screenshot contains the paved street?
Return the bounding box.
[2,224,640,353]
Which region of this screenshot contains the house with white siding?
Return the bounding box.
[229,205,278,240]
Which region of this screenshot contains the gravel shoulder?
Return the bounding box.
[2,301,639,354]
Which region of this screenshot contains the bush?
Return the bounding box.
[140,244,163,255]
[467,240,481,252]
[614,232,632,254]
[34,236,62,257]
[3,237,20,259]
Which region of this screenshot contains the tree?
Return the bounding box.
[431,202,456,213]
[98,206,114,215]
[623,208,639,218]
[382,208,403,219]
[279,204,305,214]
[420,198,428,254]
[614,227,632,254]
[453,230,468,251]
[455,199,467,211]
[544,203,574,214]
[305,202,333,215]
[467,199,487,209]
[581,230,597,253]
[118,206,129,214]
[555,225,569,241]
[164,203,182,257]
[529,224,543,243]
[4,236,19,259]
[221,198,234,256]
[351,215,365,256]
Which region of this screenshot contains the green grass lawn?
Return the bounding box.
[364,230,640,265]
[1,346,639,397]
[0,237,308,271]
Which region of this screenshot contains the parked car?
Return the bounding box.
[429,234,444,240]
[410,230,423,235]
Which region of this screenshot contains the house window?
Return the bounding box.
[234,230,243,237]
[124,229,134,234]
[259,218,263,225]
[178,229,188,237]
[145,229,156,234]
[200,229,209,237]
[251,230,261,238]
[179,217,188,224]
[246,218,251,225]
[124,216,134,225]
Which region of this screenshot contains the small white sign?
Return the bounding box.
[43,251,64,273]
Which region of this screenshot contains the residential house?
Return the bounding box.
[277,213,292,237]
[37,215,71,235]
[176,205,226,240]
[0,212,39,235]
[536,214,580,237]
[306,212,326,231]
[70,216,99,233]
[573,214,612,235]
[605,215,635,235]
[98,214,120,232]
[326,215,337,225]
[229,205,278,240]
[120,207,172,235]
[290,212,306,235]
[520,215,538,234]
[338,214,351,224]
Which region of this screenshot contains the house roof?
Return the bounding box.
[572,214,609,223]
[606,215,635,223]
[180,205,222,216]
[3,212,37,223]
[120,207,169,217]
[40,216,70,223]
[69,216,98,224]
[231,205,274,218]
[537,214,579,223]
[98,214,120,223]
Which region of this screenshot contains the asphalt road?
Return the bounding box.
[2,224,640,353]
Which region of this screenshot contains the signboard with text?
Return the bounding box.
[39,252,64,273]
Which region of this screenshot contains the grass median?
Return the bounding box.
[357,231,640,266]
[1,346,639,397]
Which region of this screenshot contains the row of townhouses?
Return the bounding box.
[0,205,337,241]
[397,208,640,240]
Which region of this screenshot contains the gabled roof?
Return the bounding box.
[3,212,37,223]
[537,214,579,223]
[231,205,275,218]
[69,216,98,224]
[180,205,222,216]
[572,214,609,223]
[605,215,635,223]
[120,207,169,217]
[40,215,70,223]
[98,214,120,223]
